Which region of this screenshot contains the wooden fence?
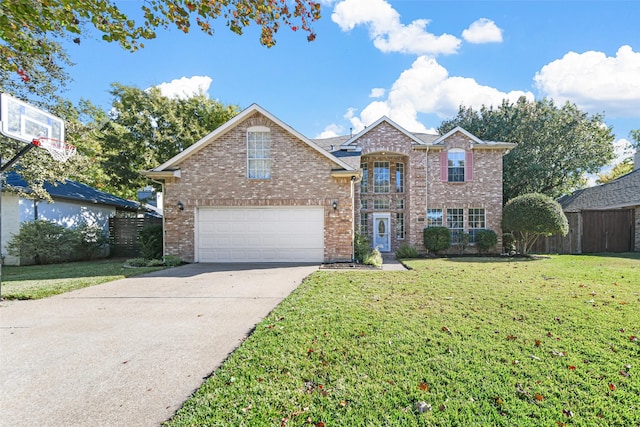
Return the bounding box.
[531,209,635,254]
[109,217,162,258]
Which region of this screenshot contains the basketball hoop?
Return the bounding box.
[32,137,77,163]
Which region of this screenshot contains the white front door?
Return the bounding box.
[372,213,391,252]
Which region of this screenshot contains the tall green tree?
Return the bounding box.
[438,97,615,202]
[99,83,239,199]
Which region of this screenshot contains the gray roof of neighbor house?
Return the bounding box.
[558,169,640,212]
[5,172,141,211]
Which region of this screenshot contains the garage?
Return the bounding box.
[196,207,325,262]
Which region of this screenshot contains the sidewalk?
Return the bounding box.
[381,254,408,271]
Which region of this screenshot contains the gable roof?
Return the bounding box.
[432,126,516,149]
[340,116,427,149]
[5,172,140,211]
[146,104,356,175]
[558,169,640,212]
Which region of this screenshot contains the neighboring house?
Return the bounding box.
[144,104,514,263]
[1,172,141,265]
[543,153,640,254]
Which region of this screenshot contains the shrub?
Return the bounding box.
[363,248,383,267]
[502,193,569,254]
[476,229,498,254]
[71,222,109,260]
[354,231,372,263]
[456,232,470,255]
[163,255,182,267]
[6,220,74,264]
[502,233,516,253]
[423,227,451,254]
[139,223,163,260]
[395,243,419,259]
[124,258,148,267]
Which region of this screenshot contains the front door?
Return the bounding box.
[373,213,391,252]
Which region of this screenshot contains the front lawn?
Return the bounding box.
[1,259,166,300]
[167,254,640,426]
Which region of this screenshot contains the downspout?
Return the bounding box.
[351,174,362,262]
[149,178,166,260]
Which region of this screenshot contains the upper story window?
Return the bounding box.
[247,126,271,179]
[441,149,473,183]
[373,161,390,193]
[448,149,465,182]
[361,162,369,193]
[395,162,405,193]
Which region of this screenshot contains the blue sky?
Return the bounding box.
[63,0,640,174]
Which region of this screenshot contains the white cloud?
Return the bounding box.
[534,45,640,117]
[462,18,503,44]
[154,76,213,99]
[369,87,386,98]
[346,56,534,133]
[331,0,461,55]
[316,123,344,139]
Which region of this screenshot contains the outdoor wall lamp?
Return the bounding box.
[332,201,338,211]
[177,201,184,211]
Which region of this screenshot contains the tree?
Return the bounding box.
[98,83,239,198]
[1,0,321,92]
[438,97,615,202]
[501,193,569,255]
[597,159,633,184]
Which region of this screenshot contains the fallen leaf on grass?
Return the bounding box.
[418,382,430,391]
[630,336,638,342]
[535,339,542,347]
[568,365,576,371]
[506,334,518,341]
[535,393,545,401]
[563,409,574,417]
[551,350,566,357]
[441,326,451,334]
[609,383,616,391]
[316,422,325,427]
[620,371,629,377]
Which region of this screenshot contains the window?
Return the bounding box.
[427,209,443,227]
[396,199,404,210]
[374,199,390,210]
[361,162,369,193]
[447,208,464,243]
[361,199,369,210]
[448,150,465,182]
[247,127,271,179]
[396,212,405,239]
[395,163,405,193]
[360,213,368,234]
[373,161,390,193]
[468,208,486,243]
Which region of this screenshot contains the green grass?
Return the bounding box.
[167,254,640,426]
[1,259,166,300]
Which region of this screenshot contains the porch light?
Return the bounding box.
[332,201,338,211]
[177,201,184,211]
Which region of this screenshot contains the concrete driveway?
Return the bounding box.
[0,262,318,427]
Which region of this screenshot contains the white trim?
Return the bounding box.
[149,104,355,173]
[340,116,427,148]
[372,213,391,252]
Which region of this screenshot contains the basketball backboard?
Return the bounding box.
[0,93,64,144]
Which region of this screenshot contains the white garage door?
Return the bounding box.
[196,207,324,262]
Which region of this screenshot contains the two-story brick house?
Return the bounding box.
[144,104,514,263]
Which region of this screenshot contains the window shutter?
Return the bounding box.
[440,151,448,181]
[465,151,474,181]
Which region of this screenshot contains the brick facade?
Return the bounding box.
[349,122,508,255]
[160,111,355,262]
[147,105,512,262]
